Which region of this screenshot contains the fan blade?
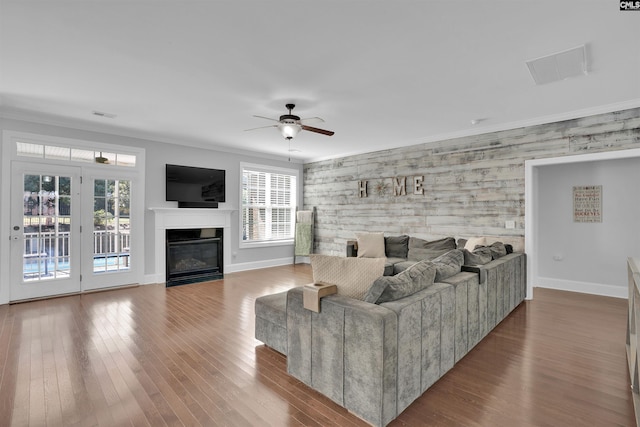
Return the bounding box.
[301,125,334,136]
[244,124,278,132]
[252,115,280,122]
[299,116,325,124]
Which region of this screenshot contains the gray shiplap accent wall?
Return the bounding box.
[304,108,640,255]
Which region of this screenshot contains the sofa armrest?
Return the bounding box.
[462,265,487,283]
[286,287,398,427]
[465,252,527,330]
[346,240,358,257]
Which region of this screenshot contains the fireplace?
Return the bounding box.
[166,228,223,287]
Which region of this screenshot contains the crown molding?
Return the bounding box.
[0,107,303,164]
[305,99,640,163]
[3,99,639,165]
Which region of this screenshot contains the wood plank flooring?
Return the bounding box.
[0,265,634,426]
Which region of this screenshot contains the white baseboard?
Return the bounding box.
[536,277,628,299]
[295,256,310,264]
[225,257,294,273]
[143,274,164,285]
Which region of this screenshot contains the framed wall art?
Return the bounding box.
[573,185,602,223]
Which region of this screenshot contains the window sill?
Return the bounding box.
[239,239,294,249]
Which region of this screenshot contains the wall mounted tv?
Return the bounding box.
[166,164,225,208]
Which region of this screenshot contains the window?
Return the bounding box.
[241,163,297,245]
[16,141,136,167]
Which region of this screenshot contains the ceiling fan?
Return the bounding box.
[246,104,335,140]
[95,152,109,164]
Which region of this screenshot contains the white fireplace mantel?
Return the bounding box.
[149,207,234,284]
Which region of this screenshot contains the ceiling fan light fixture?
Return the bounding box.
[247,104,333,139]
[279,122,301,140]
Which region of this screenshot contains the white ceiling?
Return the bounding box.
[1,1,639,163]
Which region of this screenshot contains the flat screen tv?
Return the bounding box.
[166,164,225,208]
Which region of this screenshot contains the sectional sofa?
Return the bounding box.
[254,236,526,426]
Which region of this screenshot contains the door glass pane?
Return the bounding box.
[22,174,72,281]
[93,179,131,273]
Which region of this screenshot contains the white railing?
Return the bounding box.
[23,230,130,256]
[93,230,130,254]
[24,231,70,257]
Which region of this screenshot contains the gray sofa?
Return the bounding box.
[346,234,516,276]
[255,244,526,426]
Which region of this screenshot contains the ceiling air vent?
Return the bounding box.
[526,45,588,85]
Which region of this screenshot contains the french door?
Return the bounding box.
[10,162,140,301]
[80,172,138,291]
[10,162,82,300]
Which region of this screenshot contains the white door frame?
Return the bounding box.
[524,147,640,300]
[0,130,145,304]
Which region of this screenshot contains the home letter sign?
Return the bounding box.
[356,175,425,198]
[358,180,368,198]
[392,176,406,196]
[413,175,424,195]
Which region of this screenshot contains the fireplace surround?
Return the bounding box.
[150,207,232,285]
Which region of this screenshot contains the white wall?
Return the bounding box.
[536,157,640,297]
[0,117,303,291]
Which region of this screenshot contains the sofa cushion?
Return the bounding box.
[255,291,288,326]
[254,291,288,354]
[385,235,410,259]
[463,236,486,251]
[363,259,437,304]
[385,257,406,276]
[459,236,520,253]
[432,249,464,282]
[310,254,385,300]
[462,246,493,266]
[488,241,507,259]
[355,232,386,258]
[392,260,415,275]
[407,237,457,261]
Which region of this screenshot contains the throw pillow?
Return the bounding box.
[407,236,457,261]
[384,235,410,259]
[488,242,507,259]
[462,246,493,265]
[355,232,386,258]
[432,249,464,282]
[363,259,437,304]
[310,254,385,300]
[464,236,486,251]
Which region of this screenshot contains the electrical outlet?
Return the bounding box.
[505,220,516,229]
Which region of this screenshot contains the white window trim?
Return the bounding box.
[239,162,299,249]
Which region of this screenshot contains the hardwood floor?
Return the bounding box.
[0,264,634,426]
